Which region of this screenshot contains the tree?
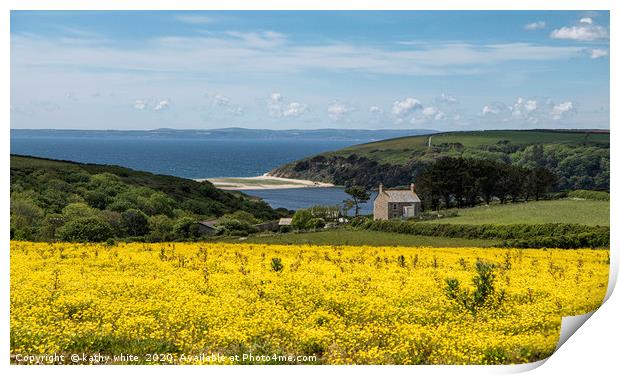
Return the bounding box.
[173,216,199,239]
[57,217,113,242]
[120,209,149,236]
[291,209,314,230]
[84,190,109,210]
[62,203,96,221]
[147,215,174,242]
[10,197,44,240]
[526,167,556,201]
[307,217,326,230]
[344,186,370,216]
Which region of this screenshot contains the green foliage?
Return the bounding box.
[146,215,174,242]
[57,217,113,242]
[221,210,260,225]
[271,130,609,192]
[84,190,110,210]
[568,190,610,201]
[445,260,497,315]
[10,155,283,242]
[270,257,284,272]
[417,157,555,210]
[62,203,96,221]
[306,218,326,230]
[216,219,257,237]
[10,195,44,240]
[120,209,149,237]
[344,186,371,216]
[291,209,314,230]
[357,220,609,249]
[172,217,200,240]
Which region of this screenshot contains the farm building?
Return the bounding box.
[278,218,293,227]
[373,183,421,220]
[196,220,219,235]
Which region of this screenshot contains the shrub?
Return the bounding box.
[568,190,610,201]
[57,217,113,242]
[216,219,257,237]
[84,190,110,210]
[173,217,200,240]
[121,209,150,237]
[445,260,497,315]
[221,210,260,225]
[307,218,326,230]
[361,221,609,249]
[291,209,314,230]
[271,257,284,272]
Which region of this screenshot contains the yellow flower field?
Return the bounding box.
[10,241,609,365]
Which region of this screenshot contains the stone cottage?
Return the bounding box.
[373,183,421,220]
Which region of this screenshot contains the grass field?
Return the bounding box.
[433,199,609,226]
[234,229,498,247]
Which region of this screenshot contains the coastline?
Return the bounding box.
[199,174,335,190]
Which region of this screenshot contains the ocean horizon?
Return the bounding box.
[10,130,391,212]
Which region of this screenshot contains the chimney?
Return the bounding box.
[379,183,384,194]
[410,183,415,193]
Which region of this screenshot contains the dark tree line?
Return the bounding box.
[416,157,556,211]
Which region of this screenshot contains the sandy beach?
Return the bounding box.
[199,174,334,190]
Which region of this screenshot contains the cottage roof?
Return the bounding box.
[380,189,421,203]
[278,218,293,226]
[198,220,219,229]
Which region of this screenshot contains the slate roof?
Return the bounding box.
[380,190,421,203]
[198,220,219,229]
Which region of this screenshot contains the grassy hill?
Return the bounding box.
[10,155,284,242]
[270,129,609,192]
[331,130,609,165]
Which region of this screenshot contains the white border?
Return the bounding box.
[2,1,616,374]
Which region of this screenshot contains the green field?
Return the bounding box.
[230,229,498,247]
[433,199,609,226]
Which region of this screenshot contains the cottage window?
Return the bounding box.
[393,204,397,209]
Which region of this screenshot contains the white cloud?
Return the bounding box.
[421,107,446,121]
[369,106,383,114]
[524,21,546,31]
[133,99,147,110]
[213,94,230,106]
[435,93,457,104]
[550,18,608,41]
[327,103,355,121]
[481,105,500,116]
[391,98,422,118]
[282,102,307,117]
[267,92,307,118]
[269,92,283,103]
[589,48,609,59]
[482,97,577,124]
[551,101,575,120]
[11,33,589,78]
[153,100,169,111]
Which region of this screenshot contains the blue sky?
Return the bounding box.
[10,11,610,130]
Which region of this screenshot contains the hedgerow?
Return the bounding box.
[353,219,609,249]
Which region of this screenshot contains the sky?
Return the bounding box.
[10,10,610,131]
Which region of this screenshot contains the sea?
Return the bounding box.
[10,130,399,214]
